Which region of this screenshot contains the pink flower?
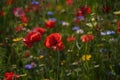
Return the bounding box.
[13,7,25,17]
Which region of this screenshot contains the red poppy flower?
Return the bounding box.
[118,21,120,34]
[24,6,32,13]
[44,33,65,51]
[15,26,23,32]
[32,27,46,35]
[66,36,76,42]
[75,9,84,17]
[74,17,80,24]
[20,16,28,23]
[45,20,55,28]
[56,41,65,51]
[4,72,19,80]
[103,6,111,13]
[6,0,14,5]
[66,0,73,6]
[0,30,2,35]
[24,50,30,58]
[87,34,94,41]
[23,31,42,48]
[81,6,91,14]
[0,11,4,16]
[32,4,39,12]
[81,35,89,42]
[81,34,94,42]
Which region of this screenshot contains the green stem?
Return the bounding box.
[57,50,60,80]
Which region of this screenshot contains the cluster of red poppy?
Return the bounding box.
[75,6,91,17]
[23,28,65,51]
[23,27,46,48]
[81,34,94,42]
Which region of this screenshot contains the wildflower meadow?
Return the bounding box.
[0,0,120,80]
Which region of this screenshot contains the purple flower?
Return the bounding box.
[31,1,39,5]
[47,11,53,16]
[106,30,115,35]
[49,18,56,21]
[72,26,80,31]
[25,64,33,70]
[30,62,36,67]
[78,16,85,20]
[59,20,64,24]
[101,30,115,36]
[30,0,39,5]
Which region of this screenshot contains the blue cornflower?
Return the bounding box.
[47,11,54,16]
[25,64,33,70]
[72,26,80,31]
[106,30,115,35]
[30,0,39,5]
[101,30,115,36]
[78,16,85,20]
[59,20,64,24]
[49,18,56,21]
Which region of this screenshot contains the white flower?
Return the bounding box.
[76,29,84,34]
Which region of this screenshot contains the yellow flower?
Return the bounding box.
[39,55,44,59]
[18,23,23,27]
[56,5,63,11]
[12,37,23,42]
[61,60,65,65]
[18,23,28,27]
[81,54,92,61]
[113,11,120,15]
[23,23,28,27]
